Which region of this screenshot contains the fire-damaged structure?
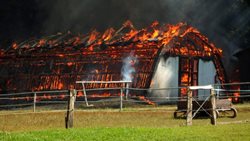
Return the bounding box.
[0,21,226,102]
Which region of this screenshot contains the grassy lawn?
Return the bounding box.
[1,124,250,141]
[0,104,250,140]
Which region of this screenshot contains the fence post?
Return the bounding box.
[125,82,129,100]
[210,88,217,125]
[33,92,36,112]
[120,86,123,111]
[65,89,76,129]
[186,88,193,126]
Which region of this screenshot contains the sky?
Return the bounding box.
[0,0,249,77]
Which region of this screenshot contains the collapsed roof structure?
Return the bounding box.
[0,21,226,100]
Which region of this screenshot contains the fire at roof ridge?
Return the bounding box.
[0,21,222,58]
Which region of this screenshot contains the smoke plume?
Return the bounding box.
[1,0,249,78]
[121,52,137,81]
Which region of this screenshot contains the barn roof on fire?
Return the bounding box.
[0,21,226,92]
[1,21,222,58]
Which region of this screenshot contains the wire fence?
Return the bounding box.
[0,82,250,113]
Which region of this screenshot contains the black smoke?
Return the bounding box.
[0,0,250,78]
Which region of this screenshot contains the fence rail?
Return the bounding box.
[0,82,250,112]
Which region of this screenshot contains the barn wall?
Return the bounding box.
[149,56,179,103]
[198,59,216,100]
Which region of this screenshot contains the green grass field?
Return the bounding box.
[0,104,250,141]
[1,124,250,141]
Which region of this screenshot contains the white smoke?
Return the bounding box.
[149,57,179,103]
[121,53,137,81]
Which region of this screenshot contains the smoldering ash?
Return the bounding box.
[121,52,137,81]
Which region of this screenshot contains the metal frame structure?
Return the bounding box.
[76,81,132,109]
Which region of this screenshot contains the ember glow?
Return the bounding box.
[0,21,225,101]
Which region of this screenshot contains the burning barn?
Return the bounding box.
[0,21,225,102]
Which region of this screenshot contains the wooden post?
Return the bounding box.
[210,88,217,125]
[33,92,36,112]
[125,83,129,100]
[186,88,193,126]
[120,86,123,111]
[65,89,76,129]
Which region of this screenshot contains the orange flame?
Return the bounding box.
[138,96,155,105]
[38,39,46,47]
[181,73,189,83]
[77,91,83,97]
[231,83,240,102]
[89,93,111,98]
[67,62,73,66]
[88,30,99,45]
[58,83,63,90]
[102,28,115,41]
[12,43,18,49]
[151,30,160,39]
